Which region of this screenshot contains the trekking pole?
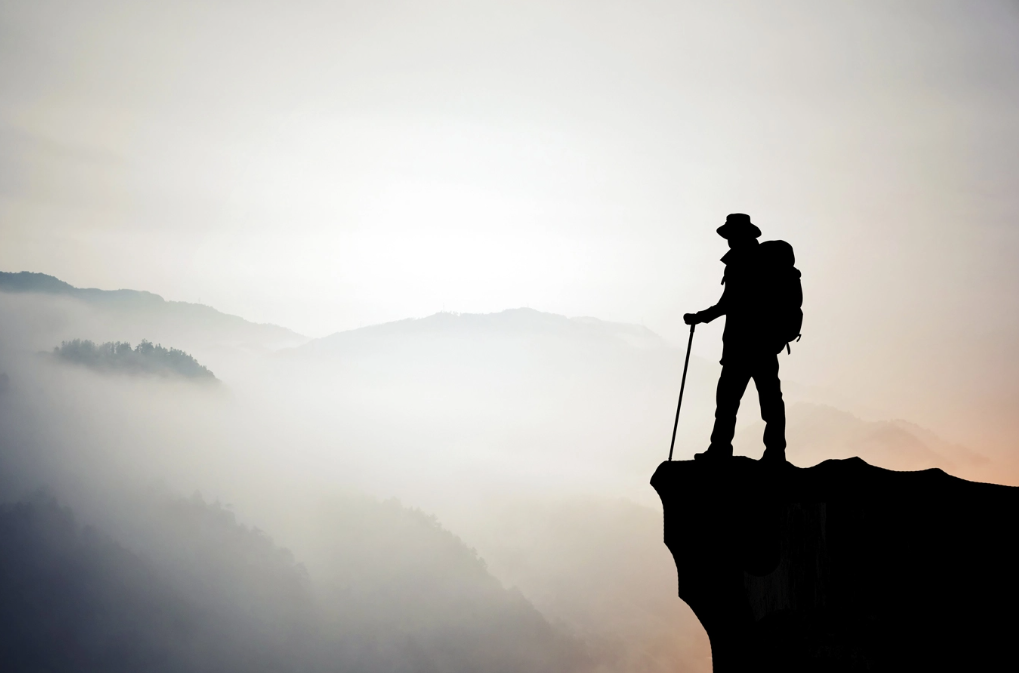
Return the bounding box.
[668,324,695,461]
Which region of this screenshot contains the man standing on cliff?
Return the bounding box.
[684,214,802,464]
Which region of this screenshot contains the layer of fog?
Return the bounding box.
[0,285,1003,671]
[0,290,717,671]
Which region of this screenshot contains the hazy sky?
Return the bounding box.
[3,1,1019,448]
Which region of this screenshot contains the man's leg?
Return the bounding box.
[707,363,752,455]
[752,354,786,461]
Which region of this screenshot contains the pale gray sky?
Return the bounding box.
[3,0,1019,449]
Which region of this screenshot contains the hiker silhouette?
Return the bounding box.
[684,214,802,463]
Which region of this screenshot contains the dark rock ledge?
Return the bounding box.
[652,457,1019,672]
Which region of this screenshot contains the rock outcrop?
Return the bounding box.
[652,457,1019,672]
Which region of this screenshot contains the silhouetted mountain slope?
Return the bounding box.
[0,492,589,673]
[303,496,587,673]
[0,495,310,673]
[652,457,1019,672]
[0,272,307,363]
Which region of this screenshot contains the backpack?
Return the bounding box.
[757,240,803,352]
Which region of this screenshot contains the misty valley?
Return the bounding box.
[0,272,995,672]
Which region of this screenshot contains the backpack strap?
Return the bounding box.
[785,334,802,355]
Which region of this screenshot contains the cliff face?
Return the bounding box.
[651,457,1019,672]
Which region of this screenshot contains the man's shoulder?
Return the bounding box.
[721,245,761,268]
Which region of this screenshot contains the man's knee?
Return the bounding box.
[717,366,750,397]
[760,396,785,424]
[716,378,743,401]
[757,375,784,405]
[754,373,785,420]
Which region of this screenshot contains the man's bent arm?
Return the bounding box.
[693,285,729,324]
[695,301,725,323]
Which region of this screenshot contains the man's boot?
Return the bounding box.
[695,444,733,462]
[760,447,787,464]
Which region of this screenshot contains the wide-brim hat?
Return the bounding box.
[716,213,761,239]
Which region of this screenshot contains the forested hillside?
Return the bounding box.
[52,340,217,380]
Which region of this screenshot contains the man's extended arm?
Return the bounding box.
[684,285,728,325]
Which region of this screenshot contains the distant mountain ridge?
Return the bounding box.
[2,271,988,479]
[0,271,301,335]
[286,308,991,480]
[0,271,307,357]
[735,401,990,475]
[294,308,670,356]
[0,271,165,305]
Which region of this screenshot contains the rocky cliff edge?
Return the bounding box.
[651,457,1018,672]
